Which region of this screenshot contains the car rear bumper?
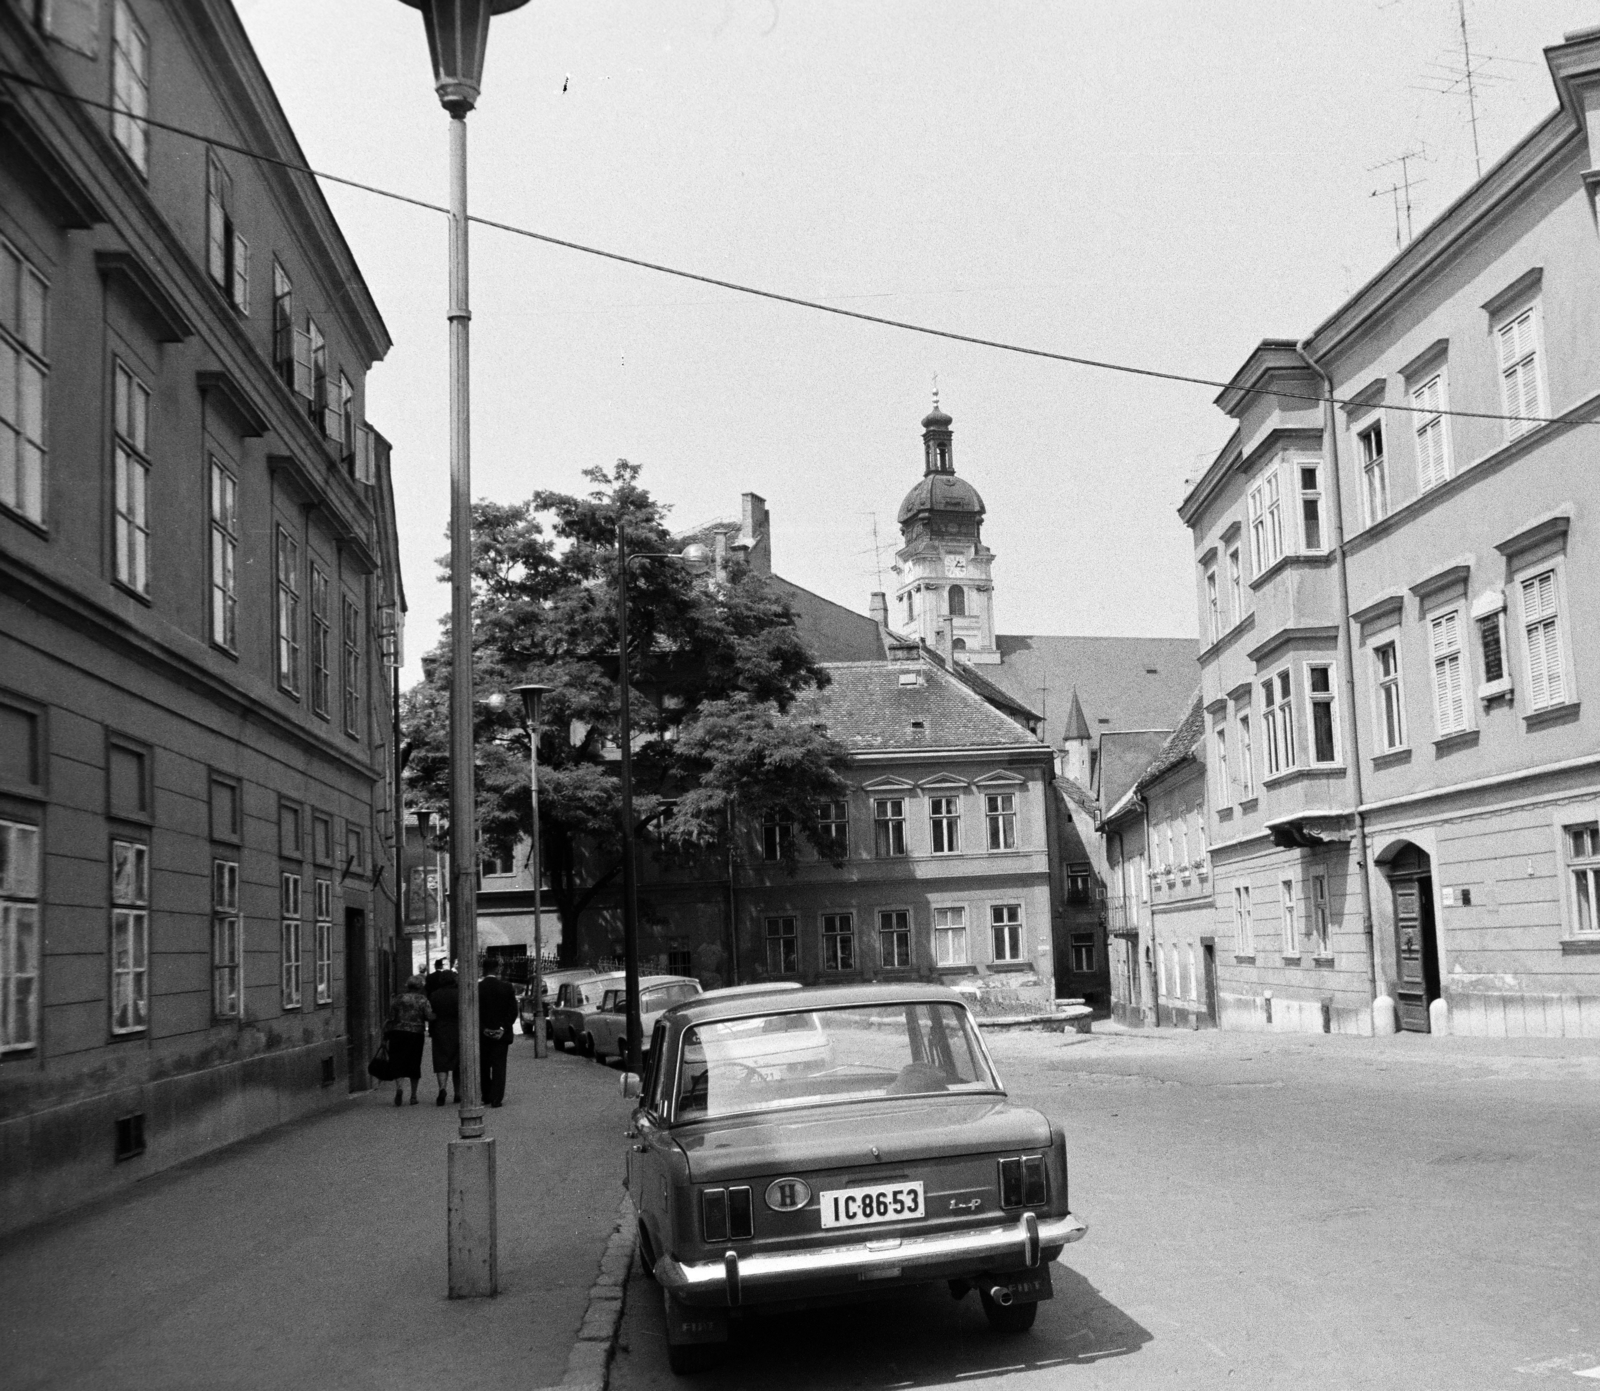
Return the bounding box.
[654,1211,1088,1308]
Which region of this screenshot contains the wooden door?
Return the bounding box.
[1392,878,1439,1032]
[1201,940,1218,1025]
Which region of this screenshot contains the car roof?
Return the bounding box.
[666,981,966,1026]
[698,982,804,998]
[637,975,699,988]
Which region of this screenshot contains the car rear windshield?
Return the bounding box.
[674,1002,997,1120]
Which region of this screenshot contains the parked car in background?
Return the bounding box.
[550,972,624,1052]
[587,975,703,1064]
[520,968,597,1037]
[622,983,1088,1374]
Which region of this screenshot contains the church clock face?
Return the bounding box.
[943,554,968,577]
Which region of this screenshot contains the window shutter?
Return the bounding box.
[43,0,101,58]
[231,234,249,314]
[1542,620,1564,705]
[354,426,375,485]
[1526,618,1549,709]
[292,329,313,400]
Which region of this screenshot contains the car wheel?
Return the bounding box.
[616,1042,627,1068]
[636,1224,658,1279]
[979,1288,1038,1333]
[580,1032,595,1058]
[552,1033,566,1053]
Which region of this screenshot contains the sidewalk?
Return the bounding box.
[1,1047,629,1391]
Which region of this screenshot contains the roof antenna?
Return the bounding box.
[1458,0,1483,178]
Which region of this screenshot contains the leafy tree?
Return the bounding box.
[401,461,849,962]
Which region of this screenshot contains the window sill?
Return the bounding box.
[209,641,240,663]
[934,964,977,975]
[1311,955,1336,967]
[1238,796,1259,813]
[988,960,1032,972]
[1433,728,1480,754]
[0,504,49,539]
[1559,936,1600,955]
[1248,550,1336,592]
[1216,806,1234,822]
[108,1028,149,1042]
[1234,954,1256,965]
[1281,954,1302,965]
[1525,701,1580,732]
[113,580,153,607]
[1371,747,1412,770]
[1261,765,1347,789]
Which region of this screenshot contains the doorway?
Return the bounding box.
[1200,939,1218,1026]
[344,908,368,1090]
[1386,844,1439,1033]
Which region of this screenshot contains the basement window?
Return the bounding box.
[115,1113,146,1162]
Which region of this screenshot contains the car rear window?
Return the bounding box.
[674,1001,996,1120]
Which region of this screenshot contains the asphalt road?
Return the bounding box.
[608,1026,1600,1391]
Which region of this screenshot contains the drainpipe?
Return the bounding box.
[1138,790,1159,1028]
[1297,340,1382,1033]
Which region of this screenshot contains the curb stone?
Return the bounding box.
[535,1193,637,1391]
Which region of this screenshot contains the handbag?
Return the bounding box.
[367,1035,397,1081]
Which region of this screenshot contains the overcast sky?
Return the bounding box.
[236,1,1598,685]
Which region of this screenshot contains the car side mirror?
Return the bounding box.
[620,1072,641,1100]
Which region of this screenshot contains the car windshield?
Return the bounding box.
[673,1002,998,1120]
[645,982,701,1012]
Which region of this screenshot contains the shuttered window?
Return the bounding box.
[1430,610,1467,735]
[1412,372,1450,493]
[1497,306,1543,441]
[1520,569,1564,711]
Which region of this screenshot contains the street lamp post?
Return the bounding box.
[396,0,529,1301]
[511,684,552,1060]
[615,521,711,1077]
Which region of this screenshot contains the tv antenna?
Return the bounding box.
[1368,147,1427,248]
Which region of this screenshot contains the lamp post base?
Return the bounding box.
[447,1137,498,1297]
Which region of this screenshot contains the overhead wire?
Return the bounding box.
[2,63,1590,437]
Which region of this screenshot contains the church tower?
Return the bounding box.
[892,397,1000,664]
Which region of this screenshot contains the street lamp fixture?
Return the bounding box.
[394,0,529,1302]
[616,534,713,1080]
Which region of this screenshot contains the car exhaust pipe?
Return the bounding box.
[987,1285,1014,1307]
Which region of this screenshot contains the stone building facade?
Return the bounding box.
[0,0,403,1232]
[1179,27,1600,1036]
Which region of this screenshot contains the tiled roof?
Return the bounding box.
[950,659,1042,726]
[1061,688,1091,742]
[1097,730,1174,819]
[768,575,888,663]
[985,634,1200,749]
[1136,688,1206,788]
[799,659,1046,753]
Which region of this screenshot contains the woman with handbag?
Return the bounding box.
[382,975,435,1106]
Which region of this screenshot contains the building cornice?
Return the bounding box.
[1246,624,1340,668]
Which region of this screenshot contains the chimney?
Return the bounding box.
[738,492,771,576]
[869,591,888,627]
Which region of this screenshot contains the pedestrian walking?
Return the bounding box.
[478,958,519,1108]
[427,966,460,1106]
[383,974,435,1106]
[424,957,454,996]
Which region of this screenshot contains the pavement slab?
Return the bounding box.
[1,1047,632,1391]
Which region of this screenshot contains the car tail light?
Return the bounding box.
[701,1187,754,1242]
[998,1155,1048,1209]
[998,1157,1023,1208]
[1022,1155,1047,1206]
[727,1187,753,1239]
[702,1189,728,1242]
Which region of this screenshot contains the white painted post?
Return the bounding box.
[1372,994,1398,1035]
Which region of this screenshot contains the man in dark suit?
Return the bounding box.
[478,957,520,1108]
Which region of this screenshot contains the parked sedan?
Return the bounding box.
[550,972,624,1052]
[520,968,598,1036]
[622,983,1088,1374]
[586,975,703,1064]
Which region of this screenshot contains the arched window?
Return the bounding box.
[948,585,967,617]
[952,638,967,652]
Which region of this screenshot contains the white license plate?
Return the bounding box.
[819,1181,925,1229]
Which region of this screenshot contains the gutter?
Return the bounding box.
[1295,341,1381,1023]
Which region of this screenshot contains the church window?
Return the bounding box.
[948,585,966,617]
